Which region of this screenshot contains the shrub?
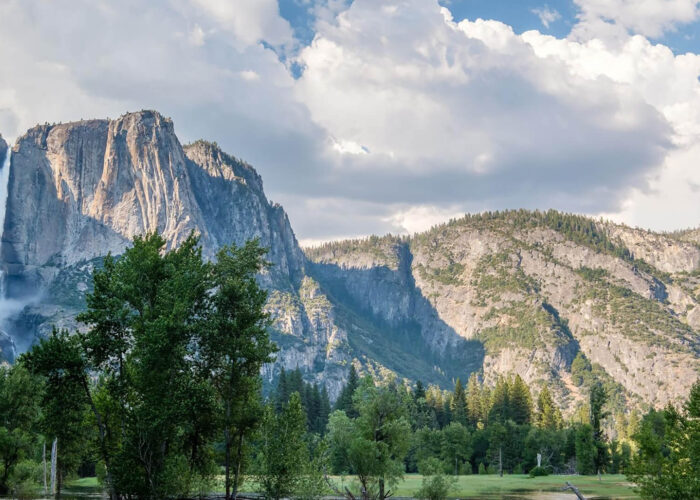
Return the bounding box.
[529,466,549,477]
[415,458,457,500]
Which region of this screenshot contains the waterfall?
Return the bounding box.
[0,148,16,361]
[0,148,10,299]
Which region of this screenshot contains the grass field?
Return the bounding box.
[337,474,639,499]
[65,474,639,499]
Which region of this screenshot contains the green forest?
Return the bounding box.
[0,234,698,499]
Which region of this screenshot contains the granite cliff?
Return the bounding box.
[0,111,348,394]
[0,111,698,411]
[305,213,700,411]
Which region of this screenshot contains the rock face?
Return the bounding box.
[0,111,347,396]
[0,135,7,166]
[306,212,700,411]
[1,112,698,410]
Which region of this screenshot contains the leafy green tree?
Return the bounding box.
[326,411,355,474]
[571,353,591,387]
[23,329,91,495]
[627,381,700,499]
[76,233,217,498]
[575,424,596,475]
[327,378,411,499]
[201,239,277,500]
[609,440,631,474]
[0,364,41,494]
[523,427,566,472]
[441,422,471,475]
[411,381,437,431]
[409,428,444,472]
[257,393,309,499]
[534,387,562,430]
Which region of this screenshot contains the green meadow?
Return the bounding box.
[327,474,637,499]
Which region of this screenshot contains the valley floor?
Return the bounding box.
[329,474,637,499]
[29,474,637,499]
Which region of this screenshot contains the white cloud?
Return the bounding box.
[532,6,562,29]
[573,0,700,39]
[0,0,698,242]
[239,69,261,81]
[189,24,206,46]
[295,2,672,214]
[187,0,293,46]
[384,205,465,235]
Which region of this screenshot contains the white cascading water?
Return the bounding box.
[0,147,10,299]
[0,148,19,359]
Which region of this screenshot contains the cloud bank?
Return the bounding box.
[0,0,698,244]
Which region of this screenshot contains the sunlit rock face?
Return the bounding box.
[0,111,347,397]
[305,214,700,410]
[1,111,698,409]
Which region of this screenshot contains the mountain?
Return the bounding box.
[0,111,698,413]
[306,213,700,411]
[0,111,349,395]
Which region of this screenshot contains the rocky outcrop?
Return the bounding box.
[0,111,344,396]
[0,135,7,166]
[0,329,15,364]
[306,212,700,410]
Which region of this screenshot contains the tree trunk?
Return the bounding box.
[232,431,244,500]
[81,376,116,499]
[225,399,232,500]
[43,442,47,495]
[379,478,385,499]
[499,447,503,477]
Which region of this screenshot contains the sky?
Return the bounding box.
[1,0,700,245]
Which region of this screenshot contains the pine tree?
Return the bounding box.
[466,373,482,427]
[450,378,468,426]
[489,377,510,424]
[480,386,492,426]
[275,369,289,413]
[509,375,533,425]
[589,384,609,475]
[309,384,322,433]
[414,380,426,401]
[288,368,304,398]
[535,386,562,430]
[318,385,331,434]
[334,365,359,417]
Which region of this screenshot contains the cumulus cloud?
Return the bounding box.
[187,0,294,46]
[0,0,698,242]
[295,1,673,215]
[532,6,562,29]
[572,0,700,39]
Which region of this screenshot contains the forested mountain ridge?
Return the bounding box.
[0,111,698,413]
[305,211,700,412]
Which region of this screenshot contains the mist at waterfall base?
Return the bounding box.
[0,149,40,358]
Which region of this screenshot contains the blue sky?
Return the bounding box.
[278,0,700,55]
